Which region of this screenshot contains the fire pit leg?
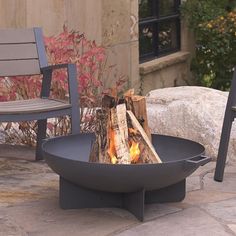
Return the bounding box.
[123,189,145,222]
[59,177,185,221]
[59,177,122,209]
[145,180,186,204]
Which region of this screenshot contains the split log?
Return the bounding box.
[116,103,129,141]
[127,110,162,163]
[90,109,111,163]
[110,104,131,164]
[131,95,152,141]
[124,90,152,141]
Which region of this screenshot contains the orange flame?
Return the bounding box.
[130,141,141,163]
[107,128,141,164]
[107,129,117,164]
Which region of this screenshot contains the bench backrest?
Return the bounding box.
[0,28,48,77]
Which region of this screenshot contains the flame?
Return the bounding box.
[130,141,141,163]
[107,129,118,164]
[107,128,141,164]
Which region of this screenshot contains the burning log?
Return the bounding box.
[124,89,152,141]
[90,90,162,164]
[127,110,162,163]
[110,104,130,164]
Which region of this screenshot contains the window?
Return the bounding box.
[139,0,181,62]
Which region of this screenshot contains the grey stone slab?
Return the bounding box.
[144,203,182,221]
[0,144,35,160]
[2,198,136,236]
[224,162,236,174]
[0,157,53,176]
[0,161,58,205]
[227,224,236,234]
[184,190,236,205]
[115,208,233,236]
[0,213,27,236]
[203,172,236,193]
[88,203,182,221]
[191,161,216,177]
[186,175,201,192]
[201,198,236,224]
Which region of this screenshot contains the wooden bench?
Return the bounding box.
[0,28,80,160]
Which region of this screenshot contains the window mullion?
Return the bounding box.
[139,0,181,62]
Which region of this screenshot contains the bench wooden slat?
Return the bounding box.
[0,98,71,114]
[0,99,67,108]
[0,59,40,76]
[0,44,38,60]
[0,29,35,44]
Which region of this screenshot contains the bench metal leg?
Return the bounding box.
[214,115,233,182]
[70,108,80,134]
[36,119,47,160]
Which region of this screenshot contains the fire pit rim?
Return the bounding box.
[42,133,206,166]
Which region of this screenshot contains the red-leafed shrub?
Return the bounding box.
[0,26,127,146]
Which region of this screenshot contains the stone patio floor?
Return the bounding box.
[1,144,236,236]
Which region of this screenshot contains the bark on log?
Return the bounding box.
[124,90,152,141]
[127,110,162,163]
[93,109,110,163]
[131,95,152,141]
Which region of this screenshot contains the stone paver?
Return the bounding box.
[203,172,236,193]
[115,208,233,236]
[1,144,236,236]
[228,225,236,234]
[201,198,236,224]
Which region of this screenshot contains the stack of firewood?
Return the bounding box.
[89,89,162,164]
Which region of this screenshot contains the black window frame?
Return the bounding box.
[139,0,181,63]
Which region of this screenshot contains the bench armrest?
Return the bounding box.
[41,63,70,71]
[40,63,78,105]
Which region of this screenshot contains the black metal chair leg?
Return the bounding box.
[67,63,80,135]
[70,110,80,134]
[214,115,233,182]
[36,119,47,160]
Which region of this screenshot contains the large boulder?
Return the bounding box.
[146,86,236,161]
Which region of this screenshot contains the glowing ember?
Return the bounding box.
[130,141,141,163]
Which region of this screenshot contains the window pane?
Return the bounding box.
[159,0,176,16]
[139,24,154,56]
[139,0,153,19]
[158,20,179,52]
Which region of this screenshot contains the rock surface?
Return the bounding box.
[146,86,236,161]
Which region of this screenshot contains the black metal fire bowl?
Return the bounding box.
[42,133,211,221]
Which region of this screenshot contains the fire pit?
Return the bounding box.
[42,133,211,221]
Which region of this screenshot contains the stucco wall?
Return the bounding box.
[101,0,139,91]
[0,0,102,42]
[0,0,138,92]
[0,0,194,95]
